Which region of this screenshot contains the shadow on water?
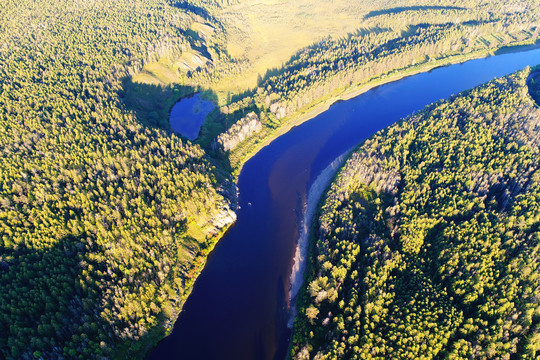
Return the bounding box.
[120,78,198,130]
[253,333,266,360]
[120,78,230,157]
[274,277,290,360]
[249,277,290,360]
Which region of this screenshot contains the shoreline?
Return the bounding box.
[287,150,351,327]
[120,206,238,359]
[137,38,540,360]
[228,38,540,177]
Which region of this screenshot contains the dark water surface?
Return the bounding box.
[169,93,214,140]
[148,49,540,360]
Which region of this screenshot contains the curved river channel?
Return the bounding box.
[147,48,540,360]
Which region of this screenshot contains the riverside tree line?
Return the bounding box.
[291,68,540,360]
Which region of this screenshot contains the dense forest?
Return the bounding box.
[0,0,236,359]
[1,0,539,359]
[199,0,539,168]
[290,68,540,359]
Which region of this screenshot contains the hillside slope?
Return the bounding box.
[202,0,540,171]
[0,1,235,358]
[291,68,540,359]
[0,0,539,359]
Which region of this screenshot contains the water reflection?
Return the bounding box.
[169,93,214,140]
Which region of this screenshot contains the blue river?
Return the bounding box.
[148,47,540,360]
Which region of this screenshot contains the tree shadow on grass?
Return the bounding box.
[169,0,215,23]
[363,5,466,19]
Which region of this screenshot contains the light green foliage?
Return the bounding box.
[204,1,539,167]
[0,0,234,359]
[291,69,540,359]
[1,0,539,359]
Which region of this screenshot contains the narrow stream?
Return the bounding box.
[147,48,540,360]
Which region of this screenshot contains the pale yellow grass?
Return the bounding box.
[190,22,215,40]
[132,1,444,98]
[132,58,179,85]
[134,1,389,94]
[132,22,211,87]
[214,0,378,91]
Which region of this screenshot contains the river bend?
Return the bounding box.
[148,48,540,360]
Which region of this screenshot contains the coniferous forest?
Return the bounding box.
[0,0,539,359]
[291,68,540,360]
[199,1,540,171]
[0,1,236,358]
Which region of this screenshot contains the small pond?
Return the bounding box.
[150,47,540,360]
[169,93,214,140]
